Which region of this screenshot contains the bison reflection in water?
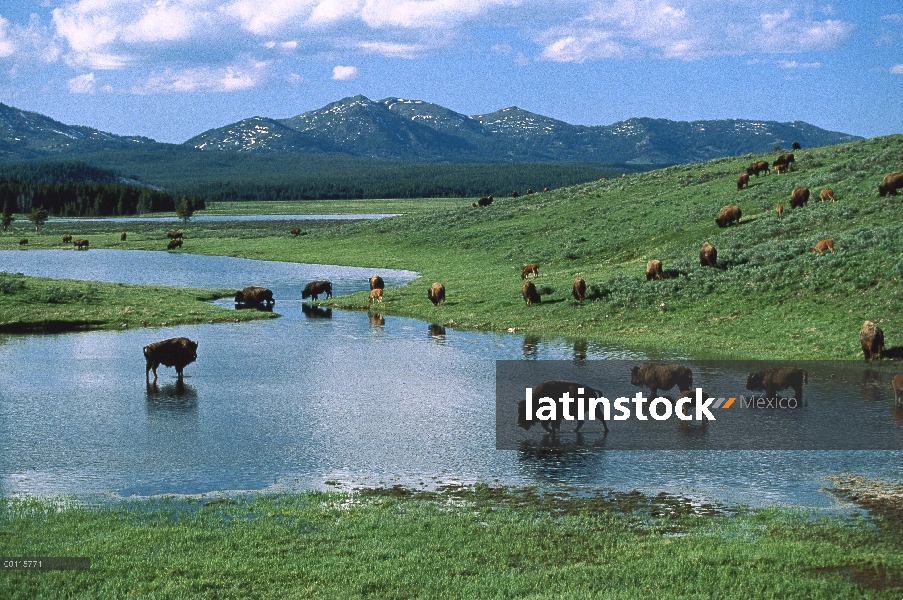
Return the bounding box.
[302,304,332,319]
[368,312,385,327]
[143,337,198,383]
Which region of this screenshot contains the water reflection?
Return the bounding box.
[573,339,588,363]
[428,324,446,342]
[522,334,540,359]
[302,304,332,319]
[368,313,385,327]
[146,381,198,417]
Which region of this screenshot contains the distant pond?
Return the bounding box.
[0,249,899,508]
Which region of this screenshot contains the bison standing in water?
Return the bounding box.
[143,337,198,383]
[860,320,884,362]
[428,282,445,306]
[746,367,807,403]
[234,286,274,307]
[631,362,693,399]
[302,280,332,300]
[517,380,609,435]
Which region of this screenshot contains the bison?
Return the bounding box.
[144,337,198,383]
[631,362,693,399]
[773,162,789,175]
[715,205,742,228]
[747,161,770,177]
[878,172,903,197]
[477,195,493,207]
[893,374,903,407]
[18,238,27,245]
[120,232,127,242]
[526,189,534,195]
[776,204,784,217]
[302,280,333,300]
[746,367,807,404]
[860,320,884,362]
[167,231,183,239]
[471,202,477,208]
[521,263,539,279]
[820,189,835,202]
[542,187,549,192]
[572,277,586,301]
[62,233,72,243]
[646,260,663,281]
[790,187,809,209]
[777,152,795,165]
[699,242,717,268]
[291,227,301,236]
[74,239,89,250]
[737,173,749,190]
[522,281,541,306]
[369,274,385,290]
[369,288,383,304]
[234,286,274,307]
[791,141,801,150]
[511,191,519,198]
[427,282,445,306]
[167,239,182,250]
[517,380,609,435]
[812,238,834,254]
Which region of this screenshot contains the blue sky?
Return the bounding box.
[0,1,900,143]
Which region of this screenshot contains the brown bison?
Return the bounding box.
[746,367,807,403]
[812,238,834,254]
[893,374,903,407]
[62,233,72,243]
[522,281,541,306]
[746,161,770,177]
[631,362,693,399]
[477,195,493,207]
[74,239,89,250]
[521,263,539,279]
[234,286,274,307]
[517,380,609,435]
[290,227,301,236]
[369,274,385,290]
[791,141,801,150]
[572,277,586,301]
[167,231,183,239]
[511,191,519,198]
[167,239,182,250]
[715,205,742,228]
[526,189,534,195]
[428,282,445,306]
[860,320,884,362]
[819,189,835,202]
[776,204,784,217]
[302,280,333,300]
[736,173,749,190]
[144,337,198,383]
[878,172,903,197]
[542,187,549,192]
[18,238,27,245]
[646,260,663,281]
[773,162,789,174]
[699,242,717,267]
[369,288,383,304]
[777,152,795,165]
[120,232,127,241]
[790,187,809,209]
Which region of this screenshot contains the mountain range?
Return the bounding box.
[1,95,861,167]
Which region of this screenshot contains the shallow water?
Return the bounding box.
[0,250,900,507]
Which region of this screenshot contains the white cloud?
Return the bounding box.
[331,64,358,80]
[132,59,269,93]
[779,60,821,69]
[0,17,14,58]
[67,72,96,93]
[358,40,428,57]
[539,30,628,62]
[891,64,903,75]
[880,14,903,23]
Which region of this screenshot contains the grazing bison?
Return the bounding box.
[737,174,749,190]
[369,288,383,304]
[791,141,801,150]
[747,161,770,177]
[517,380,609,435]
[511,191,519,198]
[790,187,809,209]
[746,367,807,403]
[477,195,493,207]
[776,204,784,217]
[427,282,445,306]
[74,239,89,250]
[120,232,127,241]
[62,233,72,243]
[699,242,717,268]
[572,277,586,301]
[369,274,385,290]
[167,231,183,239]
[302,280,333,300]
[18,238,27,245]
[521,263,539,279]
[860,320,884,362]
[893,374,903,407]
[522,281,541,306]
[777,152,795,165]
[820,189,835,202]
[878,172,903,197]
[646,260,663,281]
[234,286,274,307]
[143,337,198,383]
[631,362,693,399]
[526,189,534,195]
[715,205,742,228]
[773,162,789,175]
[167,239,182,250]
[812,238,834,254]
[290,227,301,236]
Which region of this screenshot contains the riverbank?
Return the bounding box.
[1,481,900,599]
[0,272,276,333]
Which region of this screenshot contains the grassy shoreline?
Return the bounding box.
[1,482,901,599]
